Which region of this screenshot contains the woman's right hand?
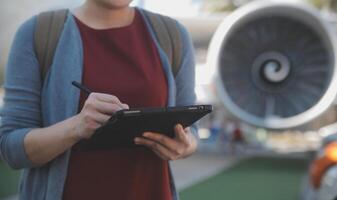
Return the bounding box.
[73,93,129,140]
[22,93,128,167]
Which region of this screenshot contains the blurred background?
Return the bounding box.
[2,0,337,200]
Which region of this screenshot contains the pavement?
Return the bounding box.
[4,152,237,200]
[170,152,239,191]
[3,196,16,200]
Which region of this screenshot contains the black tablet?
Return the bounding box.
[79,104,213,149]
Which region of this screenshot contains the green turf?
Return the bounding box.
[179,157,309,200]
[0,161,20,199]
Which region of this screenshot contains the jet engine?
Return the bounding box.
[207,1,337,129]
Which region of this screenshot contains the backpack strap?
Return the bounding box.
[34,9,183,80]
[143,10,183,77]
[34,9,68,81]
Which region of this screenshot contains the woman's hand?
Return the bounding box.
[73,93,129,140]
[23,93,128,167]
[134,124,198,160]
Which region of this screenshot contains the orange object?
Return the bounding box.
[310,142,337,189]
[326,142,337,162]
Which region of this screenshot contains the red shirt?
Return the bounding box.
[63,10,172,200]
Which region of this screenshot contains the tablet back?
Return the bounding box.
[79,105,212,149]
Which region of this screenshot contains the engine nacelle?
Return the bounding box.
[207,1,337,129]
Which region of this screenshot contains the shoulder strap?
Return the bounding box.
[143,10,183,77]
[34,9,68,81]
[34,9,183,79]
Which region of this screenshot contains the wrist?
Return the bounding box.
[65,115,82,143]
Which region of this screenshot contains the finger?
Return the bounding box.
[134,137,178,160]
[94,101,124,114]
[183,127,194,143]
[91,93,129,109]
[92,112,111,125]
[152,148,170,160]
[174,124,188,143]
[91,93,121,104]
[142,132,178,153]
[122,103,129,109]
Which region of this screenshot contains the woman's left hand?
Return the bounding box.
[134,124,198,160]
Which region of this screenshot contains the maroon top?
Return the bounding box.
[62,10,172,200]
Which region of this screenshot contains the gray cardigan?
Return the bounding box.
[0,8,196,200]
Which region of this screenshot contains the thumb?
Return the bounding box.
[175,124,187,142]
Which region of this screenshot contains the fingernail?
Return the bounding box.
[134,137,140,143]
[123,104,129,109]
[143,132,149,137]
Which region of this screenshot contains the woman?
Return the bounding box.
[0,0,198,199]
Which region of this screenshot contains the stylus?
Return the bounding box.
[71,81,92,95]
